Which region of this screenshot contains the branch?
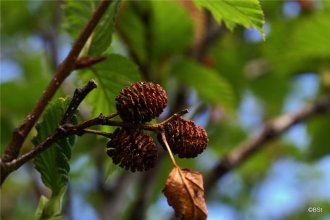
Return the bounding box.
[71,109,188,133]
[61,80,97,124]
[0,81,97,185]
[204,94,330,193]
[0,93,187,185]
[2,0,112,163]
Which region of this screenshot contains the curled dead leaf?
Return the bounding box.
[163,167,207,220]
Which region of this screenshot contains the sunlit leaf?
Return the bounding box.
[193,0,265,39]
[163,167,207,220]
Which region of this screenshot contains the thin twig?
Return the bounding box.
[73,109,188,133]
[62,80,97,124]
[158,109,188,126]
[2,0,112,163]
[81,129,113,139]
[204,94,330,193]
[161,132,177,167]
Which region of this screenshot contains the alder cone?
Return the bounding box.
[116,82,167,123]
[106,128,157,172]
[159,117,208,158]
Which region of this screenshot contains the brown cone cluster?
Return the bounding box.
[116,82,167,123]
[106,128,157,172]
[106,81,208,172]
[158,117,208,158]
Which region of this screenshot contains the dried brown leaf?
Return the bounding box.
[163,167,207,220]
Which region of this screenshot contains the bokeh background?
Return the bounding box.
[1,0,330,220]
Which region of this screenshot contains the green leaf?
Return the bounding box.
[307,112,330,161]
[63,0,120,54]
[88,0,121,56]
[79,54,141,124]
[210,35,249,101]
[288,13,330,60]
[1,1,37,36]
[33,97,77,195]
[238,147,272,183]
[193,0,265,39]
[150,1,194,60]
[63,0,94,40]
[250,73,291,116]
[170,59,235,114]
[262,13,330,76]
[208,121,247,155]
[117,2,148,64]
[117,1,193,64]
[1,80,49,116]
